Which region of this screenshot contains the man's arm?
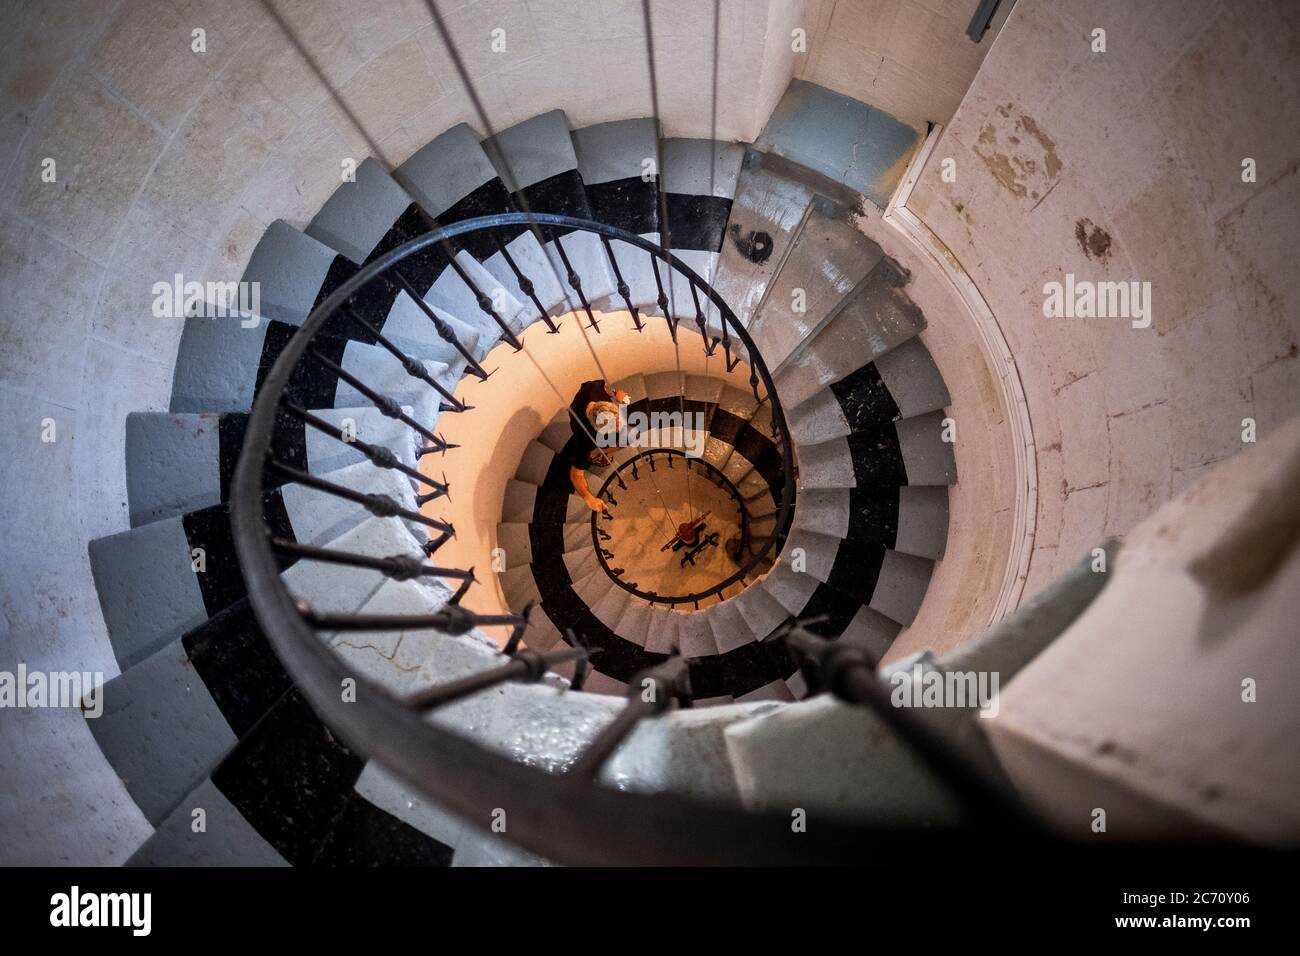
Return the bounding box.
[570,466,607,512]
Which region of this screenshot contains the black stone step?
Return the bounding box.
[823,536,887,606]
[211,688,363,867]
[313,792,454,867]
[181,598,293,738]
[216,409,308,502]
[584,175,659,236]
[846,424,908,486]
[512,169,593,240]
[663,193,732,252]
[830,362,902,430]
[181,491,296,618]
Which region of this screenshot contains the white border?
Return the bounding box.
[882,124,1038,625]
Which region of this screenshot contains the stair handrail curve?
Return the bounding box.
[229,212,826,865]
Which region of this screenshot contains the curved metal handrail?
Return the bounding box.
[589,447,766,606]
[228,213,847,864]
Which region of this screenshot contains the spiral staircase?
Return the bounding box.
[74,66,1003,865]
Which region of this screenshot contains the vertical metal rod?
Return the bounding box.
[389,270,490,379]
[601,236,644,331]
[493,234,558,333]
[344,305,467,413]
[444,255,524,350]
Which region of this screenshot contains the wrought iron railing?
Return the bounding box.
[222,0,1050,865]
[229,211,1045,863]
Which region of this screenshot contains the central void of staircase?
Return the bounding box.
[88,82,986,866]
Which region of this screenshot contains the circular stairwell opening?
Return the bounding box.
[589,446,775,605]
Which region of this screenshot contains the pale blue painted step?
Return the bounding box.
[754,79,922,209]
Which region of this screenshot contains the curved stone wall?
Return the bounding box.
[905,0,1300,600]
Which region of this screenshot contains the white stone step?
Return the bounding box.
[89,464,420,668]
[325,576,462,697]
[790,487,850,539]
[124,405,419,527]
[759,557,820,616]
[749,196,885,373]
[730,584,791,642]
[589,580,632,632]
[643,605,682,654]
[705,598,755,654]
[712,151,814,326]
[773,261,928,408]
[501,478,538,523]
[495,521,532,568]
[795,435,855,490]
[306,157,412,265]
[676,610,719,657]
[515,440,555,485]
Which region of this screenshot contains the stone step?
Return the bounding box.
[572,118,662,310]
[306,157,414,267]
[325,576,461,697]
[403,123,575,321]
[788,330,953,446]
[501,478,538,523]
[129,688,452,866]
[722,690,961,825]
[613,600,652,649]
[712,148,814,327]
[773,257,928,408]
[759,558,820,617]
[572,564,617,609]
[498,563,541,614]
[790,487,850,539]
[308,156,526,353]
[749,195,885,373]
[754,79,922,209]
[730,584,792,643]
[515,439,556,486]
[795,410,957,491]
[485,109,616,306]
[124,405,419,527]
[89,463,421,669]
[642,604,682,654]
[354,763,547,868]
[494,521,532,568]
[589,581,633,633]
[169,317,450,418]
[87,599,290,826]
[243,219,477,368]
[676,608,719,657]
[705,597,756,654]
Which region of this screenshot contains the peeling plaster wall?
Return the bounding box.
[907,0,1300,599]
[0,0,801,865]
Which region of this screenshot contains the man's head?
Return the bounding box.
[587,399,621,430]
[587,399,621,452]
